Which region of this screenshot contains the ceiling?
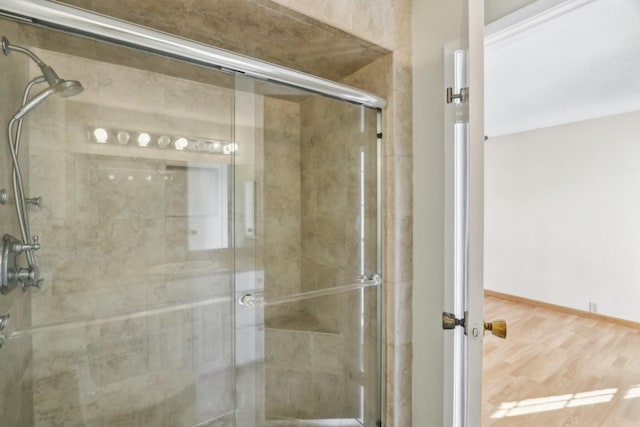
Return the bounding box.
[485,0,640,136]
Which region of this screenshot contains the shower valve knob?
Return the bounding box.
[24,278,44,290]
[25,196,42,207]
[0,313,9,331]
[12,236,40,253]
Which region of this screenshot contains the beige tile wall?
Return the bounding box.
[21,45,237,426]
[261,93,381,424]
[271,0,396,51]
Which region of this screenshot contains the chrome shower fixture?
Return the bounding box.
[2,36,84,98]
[1,36,83,294]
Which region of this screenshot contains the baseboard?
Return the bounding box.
[485,289,640,330]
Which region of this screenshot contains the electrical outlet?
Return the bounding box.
[589,302,598,313]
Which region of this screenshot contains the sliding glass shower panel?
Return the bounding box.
[0,20,237,426]
[233,74,382,426]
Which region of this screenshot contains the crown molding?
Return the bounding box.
[485,0,599,48]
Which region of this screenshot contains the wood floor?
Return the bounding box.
[482,295,640,426]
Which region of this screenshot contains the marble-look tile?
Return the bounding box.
[165,166,189,217]
[191,302,233,370]
[265,329,312,370]
[96,166,165,222]
[262,97,302,302]
[263,214,301,257]
[390,343,413,427]
[192,368,235,423]
[311,333,343,373]
[263,258,300,298]
[0,335,33,426]
[164,272,231,305]
[198,412,236,427]
[385,281,413,348]
[56,0,389,82]
[352,0,395,49]
[311,371,357,418]
[265,367,313,419]
[302,215,348,267]
[283,0,355,34]
[395,216,414,285]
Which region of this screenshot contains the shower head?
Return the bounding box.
[55,79,84,98]
[2,36,84,98]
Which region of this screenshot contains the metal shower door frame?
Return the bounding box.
[0,0,386,110]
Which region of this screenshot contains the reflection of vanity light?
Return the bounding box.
[94,128,108,143]
[137,132,151,147]
[88,126,235,155]
[117,131,130,145]
[223,143,239,154]
[175,137,189,151]
[158,135,171,147]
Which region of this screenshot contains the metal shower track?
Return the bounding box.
[0,0,387,109]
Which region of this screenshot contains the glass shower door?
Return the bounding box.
[0,20,239,426]
[0,7,384,427]
[233,75,383,426]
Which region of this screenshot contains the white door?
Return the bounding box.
[440,2,494,426]
[413,1,491,426]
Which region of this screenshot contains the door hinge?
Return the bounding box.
[446,87,469,104]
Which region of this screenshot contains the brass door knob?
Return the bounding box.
[442,311,465,330]
[484,319,507,339]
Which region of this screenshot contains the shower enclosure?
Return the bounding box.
[0,2,384,426]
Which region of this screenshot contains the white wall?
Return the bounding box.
[412,1,466,425]
[485,111,640,322]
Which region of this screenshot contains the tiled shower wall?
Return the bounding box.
[261,94,380,423]
[299,96,379,424]
[0,0,415,422]
[8,39,381,426]
[31,1,414,425]
[23,46,236,426]
[0,18,35,427]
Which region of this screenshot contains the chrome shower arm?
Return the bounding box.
[2,37,64,89]
[1,37,45,66]
[2,37,83,96]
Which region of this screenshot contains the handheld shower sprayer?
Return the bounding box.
[12,87,55,121]
[0,36,84,294]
